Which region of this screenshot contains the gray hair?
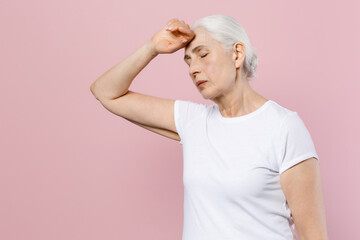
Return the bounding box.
[190,14,258,79]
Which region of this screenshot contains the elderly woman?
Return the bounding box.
[90,14,328,240]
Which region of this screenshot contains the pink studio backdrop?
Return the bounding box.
[0,0,359,239]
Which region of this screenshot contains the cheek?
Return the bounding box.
[205,64,215,76]
[204,60,220,79]
[204,60,232,81]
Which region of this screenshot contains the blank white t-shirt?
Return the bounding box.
[174,99,319,240]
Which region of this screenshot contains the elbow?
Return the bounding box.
[90,83,99,100]
[90,81,95,93]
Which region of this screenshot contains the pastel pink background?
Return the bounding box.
[0,0,359,239]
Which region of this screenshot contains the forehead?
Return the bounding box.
[184,28,217,55]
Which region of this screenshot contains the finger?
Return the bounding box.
[164,20,179,30]
[178,26,193,36]
[181,39,188,44]
[165,18,184,29]
[165,18,179,27]
[178,26,188,34]
[165,25,178,31]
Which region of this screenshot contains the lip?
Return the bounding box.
[196,80,207,87]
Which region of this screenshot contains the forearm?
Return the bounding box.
[90,40,158,100]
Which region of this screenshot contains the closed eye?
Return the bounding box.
[184,53,208,66]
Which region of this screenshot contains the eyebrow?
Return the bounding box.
[184,45,208,61]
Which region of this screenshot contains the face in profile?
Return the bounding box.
[184,27,239,100]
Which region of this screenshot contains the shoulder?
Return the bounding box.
[175,100,210,119]
[255,100,297,132]
[268,100,296,119]
[175,99,209,112]
[174,99,211,126]
[269,101,310,133]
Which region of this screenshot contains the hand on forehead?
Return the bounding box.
[185,28,215,52]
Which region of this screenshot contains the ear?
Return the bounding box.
[232,42,245,69]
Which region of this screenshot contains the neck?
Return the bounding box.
[212,75,268,118]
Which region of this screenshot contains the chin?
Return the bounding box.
[200,91,214,100]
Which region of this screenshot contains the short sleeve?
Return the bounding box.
[277,112,319,174]
[174,100,206,145]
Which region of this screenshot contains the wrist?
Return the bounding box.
[147,40,159,58]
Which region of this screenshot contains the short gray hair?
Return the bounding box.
[191,14,258,79]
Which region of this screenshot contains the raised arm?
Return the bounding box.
[90,40,158,101]
[90,19,195,141]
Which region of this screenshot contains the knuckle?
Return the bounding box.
[168,18,176,23]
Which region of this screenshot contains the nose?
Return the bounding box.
[189,60,201,79]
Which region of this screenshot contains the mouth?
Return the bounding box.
[196,80,207,87]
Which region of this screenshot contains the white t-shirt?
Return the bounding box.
[174,99,319,240]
